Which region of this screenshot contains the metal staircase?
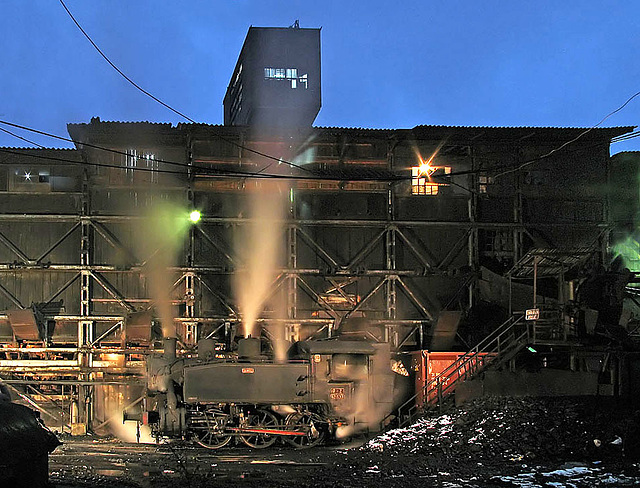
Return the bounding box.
[390,313,531,429]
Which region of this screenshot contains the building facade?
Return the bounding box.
[0,120,633,431]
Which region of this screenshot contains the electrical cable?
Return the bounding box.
[0,127,48,149]
[0,118,477,191]
[493,90,640,179]
[0,119,413,182]
[1,115,632,193]
[612,131,640,143]
[0,145,410,182]
[0,119,283,179]
[57,0,315,175]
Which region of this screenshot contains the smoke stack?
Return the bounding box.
[197,338,215,360]
[163,337,177,359]
[238,336,261,360]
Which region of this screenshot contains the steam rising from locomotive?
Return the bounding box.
[233,179,287,339]
[136,202,191,338]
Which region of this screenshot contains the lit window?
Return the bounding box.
[125,150,157,183]
[233,64,242,88]
[411,165,451,195]
[10,167,51,191]
[264,67,308,89]
[478,175,493,194]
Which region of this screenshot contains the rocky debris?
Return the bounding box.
[336,396,640,484]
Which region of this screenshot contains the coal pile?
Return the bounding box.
[369,397,640,461]
[342,396,640,482]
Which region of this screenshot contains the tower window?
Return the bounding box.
[264,67,308,89]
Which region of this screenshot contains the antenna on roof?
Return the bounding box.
[289,20,300,29]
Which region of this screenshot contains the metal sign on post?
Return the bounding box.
[526,308,540,321]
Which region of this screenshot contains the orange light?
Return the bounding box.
[418,161,435,176]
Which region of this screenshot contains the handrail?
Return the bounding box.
[388,313,528,428]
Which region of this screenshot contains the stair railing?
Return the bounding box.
[390,313,529,428]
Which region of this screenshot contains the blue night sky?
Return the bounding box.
[1,1,638,153]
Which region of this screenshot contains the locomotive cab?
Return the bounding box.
[290,339,394,436]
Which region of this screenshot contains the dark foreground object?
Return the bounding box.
[0,401,61,488]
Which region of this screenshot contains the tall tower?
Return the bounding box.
[223,24,321,128]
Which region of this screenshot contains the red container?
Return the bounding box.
[412,350,493,407]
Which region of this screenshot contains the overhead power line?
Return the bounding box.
[493,89,640,179]
[612,130,640,143]
[57,0,314,175]
[0,131,406,182]
[0,119,276,179]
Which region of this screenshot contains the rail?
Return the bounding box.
[388,313,529,429]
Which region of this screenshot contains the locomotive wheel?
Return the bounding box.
[194,411,232,450]
[196,429,232,449]
[284,412,325,449]
[240,409,279,449]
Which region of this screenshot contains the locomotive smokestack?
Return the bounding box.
[198,338,215,360]
[163,337,177,359]
[238,336,261,360]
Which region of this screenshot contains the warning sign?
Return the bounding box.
[526,308,540,321]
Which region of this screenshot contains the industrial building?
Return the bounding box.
[0,25,636,434]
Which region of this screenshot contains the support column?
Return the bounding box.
[385,155,397,344]
[78,242,94,428]
[468,145,479,309]
[77,171,94,432]
[287,187,300,341]
[385,228,397,321]
[184,272,197,346]
[513,147,524,264]
[287,224,298,320]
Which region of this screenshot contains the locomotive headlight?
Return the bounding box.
[189,210,201,223]
[313,354,321,363]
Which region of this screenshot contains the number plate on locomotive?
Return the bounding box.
[330,387,345,400]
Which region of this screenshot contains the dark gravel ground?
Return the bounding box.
[49,396,640,488]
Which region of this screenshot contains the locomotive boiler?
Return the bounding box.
[139,335,395,449]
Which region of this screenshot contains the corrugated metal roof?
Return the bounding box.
[508,248,597,279]
[66,119,636,141]
[0,147,78,151]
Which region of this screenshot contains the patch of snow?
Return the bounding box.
[541,466,593,477]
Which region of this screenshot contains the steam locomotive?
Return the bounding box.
[139,335,397,449]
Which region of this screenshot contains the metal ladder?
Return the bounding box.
[389,313,530,429]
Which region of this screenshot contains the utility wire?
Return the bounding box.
[1,117,631,190]
[493,90,640,179]
[0,146,409,182]
[612,130,640,143]
[0,119,279,179]
[0,120,413,182]
[0,127,47,149]
[57,0,315,175]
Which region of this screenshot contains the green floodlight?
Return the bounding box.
[189,210,201,223]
